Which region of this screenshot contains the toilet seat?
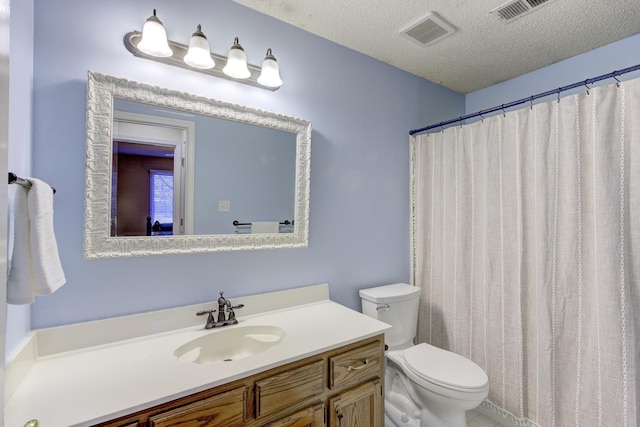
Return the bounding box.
[403,343,488,392]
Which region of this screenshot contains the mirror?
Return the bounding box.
[85,71,311,258]
[111,99,297,237]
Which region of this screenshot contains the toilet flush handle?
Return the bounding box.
[376,304,391,311]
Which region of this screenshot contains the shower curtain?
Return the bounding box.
[411,78,639,427]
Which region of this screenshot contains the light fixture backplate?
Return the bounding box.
[124,31,279,91]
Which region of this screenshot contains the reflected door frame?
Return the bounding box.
[113,110,196,235]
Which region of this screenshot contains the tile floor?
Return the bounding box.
[466,409,507,427]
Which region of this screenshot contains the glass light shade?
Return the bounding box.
[222,37,251,79]
[183,25,215,69]
[257,48,283,88]
[137,9,173,58]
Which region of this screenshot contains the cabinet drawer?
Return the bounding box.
[256,360,325,418]
[149,386,247,427]
[329,341,382,389]
[265,403,325,427]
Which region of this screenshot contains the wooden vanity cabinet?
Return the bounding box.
[94,334,384,427]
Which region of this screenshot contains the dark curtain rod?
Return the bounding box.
[8,172,57,194]
[409,63,640,136]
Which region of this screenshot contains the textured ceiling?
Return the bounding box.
[234,0,640,94]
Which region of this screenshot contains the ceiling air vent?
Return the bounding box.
[400,12,456,47]
[490,0,555,23]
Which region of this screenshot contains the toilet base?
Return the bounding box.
[385,354,483,427]
[385,400,419,427]
[385,398,468,427]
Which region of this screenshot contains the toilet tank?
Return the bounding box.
[359,283,421,350]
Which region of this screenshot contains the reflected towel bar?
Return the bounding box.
[8,172,56,194]
[233,220,293,227]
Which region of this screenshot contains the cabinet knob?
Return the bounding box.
[335,407,344,426]
[24,421,40,427]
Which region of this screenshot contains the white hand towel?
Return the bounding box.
[251,221,280,234]
[7,186,34,304]
[7,178,66,304]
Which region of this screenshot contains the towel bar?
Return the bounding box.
[233,220,293,227]
[8,172,56,194]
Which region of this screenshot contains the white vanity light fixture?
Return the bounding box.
[222,37,251,79]
[257,48,283,88]
[137,9,173,58]
[124,10,283,91]
[183,24,215,69]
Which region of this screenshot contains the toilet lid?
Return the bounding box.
[404,343,488,391]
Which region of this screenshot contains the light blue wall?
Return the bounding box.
[6,0,34,358]
[11,0,640,355]
[466,33,640,114]
[26,0,464,331]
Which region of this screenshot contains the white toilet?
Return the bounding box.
[360,283,489,427]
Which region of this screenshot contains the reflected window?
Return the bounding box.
[150,170,174,224]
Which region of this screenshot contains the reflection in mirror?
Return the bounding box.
[111,108,188,237]
[85,71,311,258]
[112,100,297,237]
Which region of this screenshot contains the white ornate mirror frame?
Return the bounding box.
[84,71,311,258]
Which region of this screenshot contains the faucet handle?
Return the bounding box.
[196,309,217,329]
[196,309,216,316]
[226,302,244,323]
[226,302,245,311]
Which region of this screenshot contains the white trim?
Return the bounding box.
[468,127,475,360]
[453,131,459,353]
[498,118,506,408]
[550,102,560,427]
[617,83,629,427]
[573,95,584,426]
[441,135,447,347]
[591,90,604,427]
[514,113,524,417]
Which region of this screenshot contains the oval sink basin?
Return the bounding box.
[174,325,285,364]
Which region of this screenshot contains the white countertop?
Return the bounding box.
[5,284,389,427]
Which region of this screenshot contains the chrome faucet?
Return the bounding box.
[196,291,244,329]
[217,291,227,323]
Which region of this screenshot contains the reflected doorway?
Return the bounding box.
[111,114,188,237]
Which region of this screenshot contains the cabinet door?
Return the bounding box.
[148,386,246,427]
[328,380,382,427]
[265,403,325,427]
